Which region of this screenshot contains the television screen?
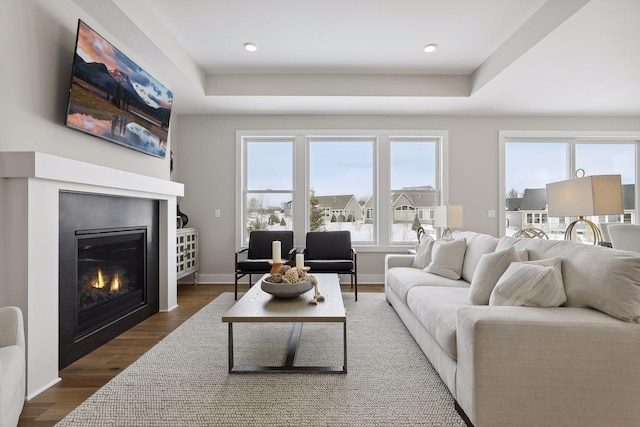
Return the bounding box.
[66,20,172,158]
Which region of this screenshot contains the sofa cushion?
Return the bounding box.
[452,231,500,282]
[497,237,640,322]
[489,258,567,307]
[469,246,521,305]
[407,286,471,360]
[412,235,435,269]
[425,238,467,280]
[387,267,468,304]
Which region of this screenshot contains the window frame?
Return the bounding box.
[388,136,442,244]
[237,130,448,251]
[499,131,640,238]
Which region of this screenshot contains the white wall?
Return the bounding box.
[174,114,640,283]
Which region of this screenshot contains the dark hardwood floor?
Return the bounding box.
[18,283,383,426]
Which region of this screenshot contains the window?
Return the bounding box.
[309,138,374,243]
[238,130,447,250]
[502,133,639,243]
[505,141,567,239]
[390,139,438,242]
[241,138,293,244]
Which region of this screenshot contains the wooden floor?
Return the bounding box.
[18,283,383,426]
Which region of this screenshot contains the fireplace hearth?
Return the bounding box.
[59,192,159,368]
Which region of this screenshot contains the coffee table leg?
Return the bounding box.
[285,322,303,367]
[343,321,348,374]
[228,323,234,373]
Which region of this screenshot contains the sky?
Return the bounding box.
[75,20,173,110]
[247,140,437,204]
[246,140,635,209]
[506,142,635,197]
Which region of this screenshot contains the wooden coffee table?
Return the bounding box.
[222,273,347,373]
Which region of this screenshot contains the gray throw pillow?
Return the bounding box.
[489,257,567,307]
[424,238,466,280]
[469,246,520,305]
[412,235,435,269]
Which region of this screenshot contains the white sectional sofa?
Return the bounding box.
[385,231,640,427]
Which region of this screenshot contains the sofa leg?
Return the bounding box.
[454,401,474,427]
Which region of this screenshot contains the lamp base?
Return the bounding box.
[563,216,603,245]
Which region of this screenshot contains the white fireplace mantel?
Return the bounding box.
[0,151,184,399]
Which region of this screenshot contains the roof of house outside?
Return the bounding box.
[315,195,356,210]
[506,185,635,212]
[520,188,547,210]
[623,184,635,210]
[391,186,438,209]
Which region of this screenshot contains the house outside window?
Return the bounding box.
[309,138,374,243]
[237,130,447,249]
[501,132,639,243]
[240,138,294,244]
[390,139,439,243]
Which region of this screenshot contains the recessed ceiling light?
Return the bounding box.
[244,42,257,52]
[423,44,437,53]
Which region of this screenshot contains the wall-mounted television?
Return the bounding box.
[65,20,173,158]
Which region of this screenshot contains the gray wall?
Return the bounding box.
[174,115,640,284]
[0,0,174,304]
[0,0,172,179]
[3,0,640,285]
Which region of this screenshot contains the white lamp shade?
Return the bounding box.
[546,175,623,217]
[434,205,464,228]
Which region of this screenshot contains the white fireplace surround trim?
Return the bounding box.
[0,151,184,400]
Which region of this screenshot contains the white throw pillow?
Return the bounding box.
[412,235,435,269]
[424,238,467,280]
[469,246,520,305]
[489,257,567,307]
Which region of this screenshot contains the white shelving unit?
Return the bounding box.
[177,227,198,284]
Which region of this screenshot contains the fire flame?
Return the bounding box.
[110,273,120,292]
[93,268,106,289]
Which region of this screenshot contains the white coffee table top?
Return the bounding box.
[222,273,345,323]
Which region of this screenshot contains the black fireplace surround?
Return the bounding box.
[59,192,159,369]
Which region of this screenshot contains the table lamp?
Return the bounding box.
[546,174,623,245]
[434,205,463,237]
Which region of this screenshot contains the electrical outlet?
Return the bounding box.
[215,209,221,218]
[488,210,496,219]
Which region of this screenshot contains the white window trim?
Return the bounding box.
[499,130,640,238]
[237,129,449,252]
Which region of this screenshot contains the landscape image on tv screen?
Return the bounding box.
[66,20,172,158]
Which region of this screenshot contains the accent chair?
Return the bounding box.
[235,231,296,299]
[608,224,640,252]
[302,231,358,300]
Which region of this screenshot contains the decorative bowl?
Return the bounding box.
[261,279,313,298]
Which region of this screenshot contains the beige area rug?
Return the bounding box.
[56,292,466,426]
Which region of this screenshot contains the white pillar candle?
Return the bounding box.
[296,253,304,269]
[272,240,281,262]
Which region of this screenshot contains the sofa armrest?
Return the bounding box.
[385,254,414,269]
[0,307,24,350]
[456,306,640,427]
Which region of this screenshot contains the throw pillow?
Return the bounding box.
[469,246,520,305]
[517,249,529,261]
[411,235,435,269]
[489,257,567,307]
[424,238,466,280]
